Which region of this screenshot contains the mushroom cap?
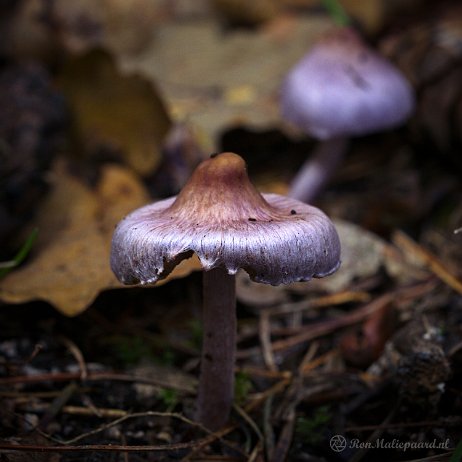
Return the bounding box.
[280,28,415,139]
[111,152,340,286]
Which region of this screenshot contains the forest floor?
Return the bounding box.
[1,1,462,461]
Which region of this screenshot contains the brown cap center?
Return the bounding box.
[169,152,276,222]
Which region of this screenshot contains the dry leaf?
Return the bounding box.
[0,162,202,316]
[340,302,397,367]
[121,14,332,144]
[51,0,162,56]
[57,49,171,176]
[305,219,389,292]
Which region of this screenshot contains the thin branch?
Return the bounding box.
[0,370,196,393]
[393,230,462,295]
[59,336,88,380]
[47,411,211,446]
[259,311,277,372]
[0,411,238,455]
[0,441,207,453]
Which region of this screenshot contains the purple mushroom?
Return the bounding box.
[110,152,341,430]
[281,27,415,203]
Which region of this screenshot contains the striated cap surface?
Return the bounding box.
[281,28,415,139]
[110,152,341,285]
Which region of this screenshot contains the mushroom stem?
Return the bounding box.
[197,266,236,430]
[288,137,349,203]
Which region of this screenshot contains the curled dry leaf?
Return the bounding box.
[340,302,397,368]
[57,49,171,176]
[0,162,202,316]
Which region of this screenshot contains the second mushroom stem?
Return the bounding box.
[197,266,236,430]
[289,137,349,203]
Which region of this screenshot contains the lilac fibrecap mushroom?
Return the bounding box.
[281,27,415,202]
[110,152,341,430]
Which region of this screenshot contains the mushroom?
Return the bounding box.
[110,152,341,430]
[280,27,415,203]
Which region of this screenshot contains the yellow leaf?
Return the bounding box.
[0,162,201,316]
[58,49,171,175]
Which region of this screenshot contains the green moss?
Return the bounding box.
[295,406,331,445]
[234,371,253,406]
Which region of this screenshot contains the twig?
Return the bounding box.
[19,403,128,418]
[49,411,210,446]
[393,230,462,295]
[263,395,275,460]
[235,291,371,346]
[179,381,290,461]
[259,311,277,372]
[23,343,44,366]
[0,370,196,393]
[237,366,291,380]
[266,290,371,317]
[247,441,264,462]
[121,433,129,462]
[0,390,75,399]
[348,401,400,462]
[233,404,264,443]
[59,336,87,380]
[245,379,291,413]
[300,349,338,375]
[270,343,320,461]
[179,424,241,461]
[181,380,290,461]
[238,293,393,359]
[0,440,209,453]
[80,393,104,417]
[346,417,462,432]
[448,340,462,357]
[15,409,245,459]
[269,408,296,462]
[238,280,436,359]
[38,382,78,431]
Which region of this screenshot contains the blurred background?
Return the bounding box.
[0,1,461,460]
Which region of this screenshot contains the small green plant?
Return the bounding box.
[234,371,253,406]
[295,406,331,445]
[157,348,176,367]
[449,438,462,462]
[107,335,153,365]
[188,319,203,350]
[0,228,38,279]
[158,388,179,411]
[322,0,351,26]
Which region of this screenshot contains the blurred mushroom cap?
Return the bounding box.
[111,152,341,285]
[281,28,415,139]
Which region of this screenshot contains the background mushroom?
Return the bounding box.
[110,152,341,430]
[280,26,415,203]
